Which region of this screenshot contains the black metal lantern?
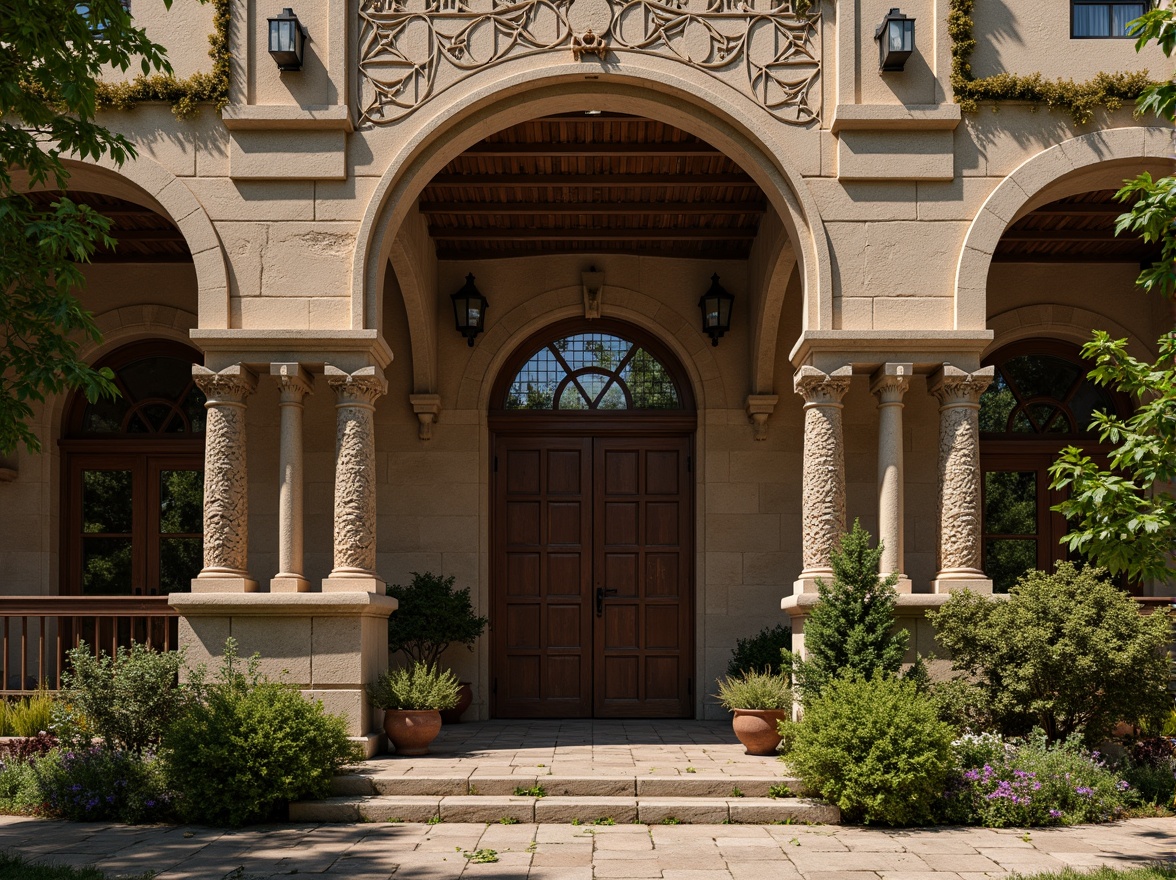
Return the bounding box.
[268,8,307,71]
[875,8,915,72]
[698,274,734,347]
[451,273,488,347]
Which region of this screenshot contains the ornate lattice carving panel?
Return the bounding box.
[358,0,821,127]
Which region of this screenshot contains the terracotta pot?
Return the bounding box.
[439,682,474,725]
[383,709,443,756]
[731,708,790,756]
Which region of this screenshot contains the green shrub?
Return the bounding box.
[785,522,908,702]
[367,662,460,711]
[929,563,1173,743]
[5,692,55,737]
[927,678,997,733]
[947,732,1133,826]
[714,670,792,711]
[30,746,173,824]
[726,624,792,677]
[787,675,954,826]
[60,642,187,754]
[163,639,359,826]
[387,572,488,666]
[1120,737,1176,807]
[0,755,41,815]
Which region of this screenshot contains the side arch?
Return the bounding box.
[986,304,1154,362]
[955,126,1176,330]
[353,60,832,397]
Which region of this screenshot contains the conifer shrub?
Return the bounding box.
[726,624,792,676]
[787,675,954,826]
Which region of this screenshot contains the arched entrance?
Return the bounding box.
[489,319,697,719]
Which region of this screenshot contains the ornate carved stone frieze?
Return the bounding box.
[326,366,388,578]
[928,365,995,592]
[358,0,821,127]
[192,364,258,583]
[793,365,851,582]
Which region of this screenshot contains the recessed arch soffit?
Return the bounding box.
[357,0,821,129]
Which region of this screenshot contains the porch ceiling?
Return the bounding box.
[417,113,768,261]
[992,189,1163,265]
[24,190,192,263]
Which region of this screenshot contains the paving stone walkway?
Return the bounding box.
[4,816,1176,880]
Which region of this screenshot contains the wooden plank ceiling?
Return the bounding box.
[418,113,768,260]
[993,189,1163,264]
[23,190,191,263]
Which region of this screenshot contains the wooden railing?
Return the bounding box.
[0,596,177,697]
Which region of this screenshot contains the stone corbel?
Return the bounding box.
[582,268,604,320]
[744,394,779,441]
[409,394,443,441]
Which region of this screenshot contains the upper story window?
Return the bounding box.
[1072,1,1148,38]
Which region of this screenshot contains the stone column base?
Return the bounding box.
[270,576,311,593]
[890,575,913,594]
[191,574,259,593]
[169,591,398,743]
[932,571,993,594]
[323,575,386,594]
[792,569,833,595]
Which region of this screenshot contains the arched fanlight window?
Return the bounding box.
[980,346,1119,436]
[504,332,682,411]
[74,351,206,436]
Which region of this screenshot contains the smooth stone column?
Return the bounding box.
[793,365,853,594]
[323,365,387,594]
[191,364,259,593]
[928,365,996,594]
[270,363,313,593]
[871,363,913,593]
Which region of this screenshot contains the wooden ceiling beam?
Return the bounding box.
[462,142,723,157]
[418,201,766,215]
[438,246,749,259]
[104,230,188,242]
[992,253,1152,264]
[1030,203,1126,215]
[426,173,755,187]
[431,228,758,241]
[1001,229,1129,243]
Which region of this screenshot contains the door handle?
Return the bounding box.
[596,586,618,617]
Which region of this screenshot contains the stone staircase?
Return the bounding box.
[290,770,840,825]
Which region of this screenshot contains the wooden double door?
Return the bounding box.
[492,434,694,718]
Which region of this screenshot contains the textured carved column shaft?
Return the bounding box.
[192,365,258,591]
[271,364,313,592]
[929,365,995,593]
[794,366,852,586]
[871,364,911,587]
[326,366,387,581]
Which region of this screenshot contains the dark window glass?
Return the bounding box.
[81,355,205,436]
[979,353,1115,437]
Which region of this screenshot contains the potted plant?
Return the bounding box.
[387,572,488,723]
[715,669,793,756]
[367,662,460,755]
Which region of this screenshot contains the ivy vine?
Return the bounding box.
[94,0,230,119]
[949,0,1159,124]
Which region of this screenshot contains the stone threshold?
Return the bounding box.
[330,772,807,798]
[291,794,839,825]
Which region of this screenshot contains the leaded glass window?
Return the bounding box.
[979,352,1116,436]
[504,333,682,411]
[80,355,206,436]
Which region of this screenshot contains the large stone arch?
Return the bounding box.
[955,126,1176,330]
[457,284,725,414]
[353,59,831,400]
[986,304,1154,361]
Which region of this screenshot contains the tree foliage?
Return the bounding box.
[1047,5,1176,582]
[785,521,909,702]
[0,0,178,454]
[929,562,1173,744]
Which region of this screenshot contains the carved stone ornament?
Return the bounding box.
[358,0,821,127]
[192,365,258,575]
[326,366,388,576]
[744,393,778,441]
[582,268,604,319]
[929,366,994,576]
[410,393,444,440]
[793,365,851,574]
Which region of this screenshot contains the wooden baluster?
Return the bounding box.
[2,616,8,696]
[55,621,63,691]
[38,617,45,690]
[20,617,27,695]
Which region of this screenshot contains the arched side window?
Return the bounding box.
[503,332,683,411]
[979,340,1129,592]
[61,342,205,596]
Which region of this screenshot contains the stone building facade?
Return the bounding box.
[2,0,1173,741]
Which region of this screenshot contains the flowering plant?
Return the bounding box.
[29,745,174,823]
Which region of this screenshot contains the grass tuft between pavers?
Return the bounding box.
[0,851,153,880]
[1010,868,1176,880]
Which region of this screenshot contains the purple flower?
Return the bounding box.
[1049,809,1063,818]
[1117,780,1130,791]
[1076,786,1094,797]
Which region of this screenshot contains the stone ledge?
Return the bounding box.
[830,103,962,133]
[222,104,354,132]
[190,329,394,372]
[169,591,398,619]
[789,330,995,372]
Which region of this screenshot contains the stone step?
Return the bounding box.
[330,772,807,799]
[290,795,839,825]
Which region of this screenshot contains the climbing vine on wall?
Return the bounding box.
[93,0,230,119]
[948,0,1158,124]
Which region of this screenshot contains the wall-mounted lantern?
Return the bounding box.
[451,273,488,347]
[268,8,308,71]
[875,8,915,72]
[698,274,734,347]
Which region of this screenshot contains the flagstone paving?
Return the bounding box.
[3,816,1175,880]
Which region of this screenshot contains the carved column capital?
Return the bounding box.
[745,394,779,441]
[928,365,994,409]
[271,362,314,404]
[794,365,852,408]
[325,365,387,409]
[193,364,257,405]
[870,363,912,406]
